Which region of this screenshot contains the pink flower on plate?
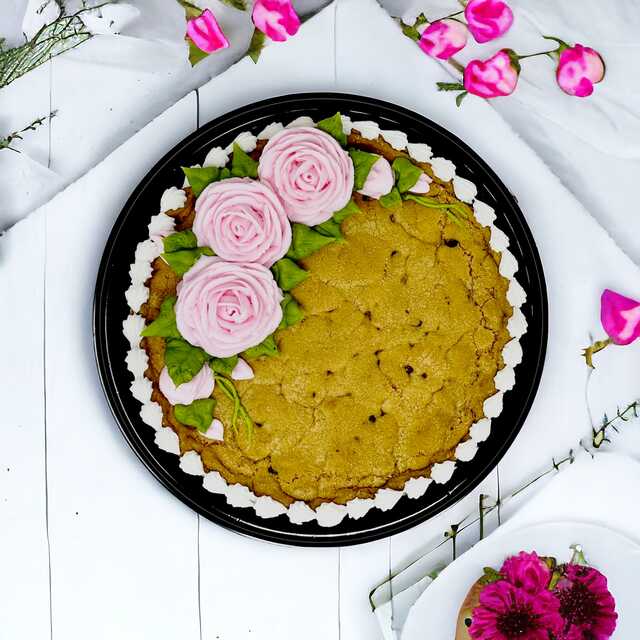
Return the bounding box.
[175,256,283,358]
[464,0,514,44]
[464,49,520,98]
[159,364,215,406]
[418,19,468,60]
[554,564,618,639]
[358,156,394,199]
[556,44,605,97]
[252,0,300,42]
[469,581,563,639]
[601,289,640,345]
[500,551,551,594]
[186,9,229,53]
[193,178,291,267]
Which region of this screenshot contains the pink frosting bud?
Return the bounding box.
[464,49,519,98]
[258,127,354,226]
[193,178,291,268]
[186,9,229,53]
[175,256,283,358]
[464,0,514,44]
[556,44,605,98]
[601,289,640,346]
[358,156,394,199]
[419,19,468,60]
[159,364,215,406]
[252,0,300,43]
[409,172,432,194]
[231,358,254,380]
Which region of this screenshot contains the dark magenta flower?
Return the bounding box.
[500,551,551,594]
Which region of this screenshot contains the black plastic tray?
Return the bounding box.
[93,93,548,546]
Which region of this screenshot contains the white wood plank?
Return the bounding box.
[0,213,51,639]
[43,92,201,640]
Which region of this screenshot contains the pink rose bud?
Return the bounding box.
[464,49,520,98]
[409,172,432,194]
[556,44,605,97]
[358,156,394,199]
[418,19,468,60]
[186,9,229,53]
[601,289,640,345]
[159,364,215,406]
[464,0,514,44]
[252,0,300,43]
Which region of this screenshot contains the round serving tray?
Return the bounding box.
[93,93,548,547]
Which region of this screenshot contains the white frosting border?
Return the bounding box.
[123,115,527,526]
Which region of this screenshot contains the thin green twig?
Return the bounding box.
[0,111,57,152]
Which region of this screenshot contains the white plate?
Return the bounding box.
[402,521,640,639]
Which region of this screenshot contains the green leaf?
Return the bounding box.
[314,218,343,239]
[247,27,265,64]
[286,223,336,260]
[455,91,468,108]
[243,334,278,359]
[280,293,304,328]
[164,338,209,386]
[349,148,380,191]
[478,567,503,585]
[403,193,469,225]
[316,112,347,146]
[181,166,221,197]
[379,187,402,210]
[332,199,361,223]
[187,38,209,67]
[174,398,216,433]
[162,247,214,277]
[401,23,421,41]
[163,230,197,253]
[392,157,423,193]
[141,296,181,339]
[231,142,258,178]
[271,258,309,291]
[219,0,247,10]
[436,82,465,92]
[209,356,239,377]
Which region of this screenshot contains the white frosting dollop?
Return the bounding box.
[135,239,161,263]
[123,314,145,347]
[351,120,380,139]
[255,496,288,518]
[470,418,492,442]
[345,497,375,519]
[430,157,456,181]
[494,367,516,392]
[203,147,228,168]
[155,427,180,455]
[286,116,315,128]
[125,284,148,312]
[381,130,408,150]
[257,122,284,140]
[407,142,432,162]
[455,439,478,462]
[503,339,523,366]
[125,347,148,378]
[508,308,528,339]
[140,402,163,430]
[288,501,316,524]
[227,131,257,153]
[483,392,504,418]
[374,488,403,511]
[453,176,477,203]
[404,476,432,499]
[130,377,153,403]
[129,260,152,286]
[180,451,205,476]
[431,460,456,484]
[507,279,527,307]
[490,226,510,252]
[148,213,175,238]
[226,484,255,508]
[160,187,187,213]
[316,502,347,527]
[203,470,227,494]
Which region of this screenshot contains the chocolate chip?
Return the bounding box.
[268,466,278,475]
[364,310,372,320]
[404,365,414,374]
[421,372,427,379]
[445,238,459,248]
[368,415,377,423]
[391,250,398,257]
[326,370,333,376]
[389,214,396,223]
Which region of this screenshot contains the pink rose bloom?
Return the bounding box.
[409,172,432,194]
[500,551,551,594]
[464,0,514,44]
[600,289,640,345]
[358,156,394,199]
[464,49,520,98]
[193,178,291,268]
[258,127,354,226]
[556,44,605,97]
[186,9,229,53]
[175,256,283,358]
[419,19,468,60]
[159,364,214,406]
[252,0,300,42]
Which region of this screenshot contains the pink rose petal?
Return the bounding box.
[187,9,229,53]
[252,0,300,43]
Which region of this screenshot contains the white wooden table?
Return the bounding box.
[2,2,640,639]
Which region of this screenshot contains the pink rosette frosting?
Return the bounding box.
[258,127,354,226]
[358,156,394,199]
[556,44,605,97]
[464,0,514,44]
[175,256,283,358]
[193,178,291,267]
[252,0,300,43]
[159,364,215,406]
[419,19,468,60]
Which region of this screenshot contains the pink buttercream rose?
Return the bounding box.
[252,0,300,42]
[358,156,394,199]
[193,178,291,267]
[500,551,551,594]
[186,9,229,53]
[601,289,640,345]
[159,364,215,406]
[258,127,354,226]
[419,19,468,60]
[464,0,514,44]
[464,49,520,98]
[556,44,605,97]
[175,256,283,358]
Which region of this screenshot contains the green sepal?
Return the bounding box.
[279,293,304,328]
[271,258,309,291]
[163,230,197,253]
[174,398,216,433]
[247,27,265,63]
[140,296,181,339]
[478,567,503,586]
[164,338,209,386]
[162,247,214,277]
[349,148,380,191]
[379,187,402,210]
[392,157,423,193]
[314,218,343,239]
[209,355,239,377]
[316,112,347,146]
[286,223,336,260]
[188,38,209,66]
[243,334,278,359]
[231,142,258,178]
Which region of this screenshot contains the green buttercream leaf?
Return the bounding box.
[280,293,304,328]
[162,247,214,277]
[379,187,402,210]
[163,230,197,253]
[271,258,309,291]
[141,296,181,339]
[332,199,361,223]
[316,112,347,146]
[174,398,216,433]
[209,355,239,377]
[247,27,265,63]
[314,218,343,239]
[286,223,336,260]
[392,157,423,193]
[403,193,469,226]
[231,142,258,178]
[349,148,379,191]
[164,338,209,386]
[243,334,278,359]
[181,166,220,197]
